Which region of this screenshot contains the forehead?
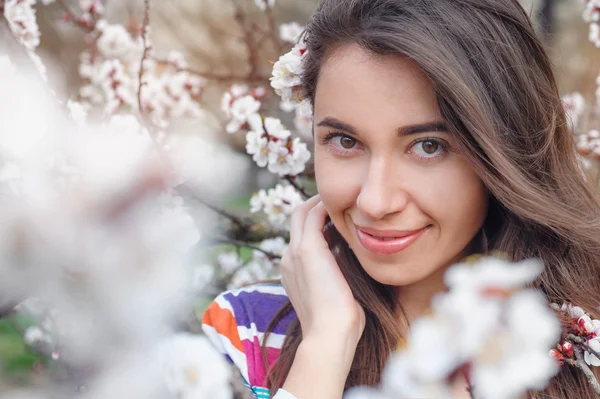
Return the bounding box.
[313,43,442,129]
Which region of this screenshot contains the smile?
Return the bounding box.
[355,226,429,254]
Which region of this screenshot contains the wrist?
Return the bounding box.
[303,318,364,351]
[298,331,360,380]
[282,337,355,399]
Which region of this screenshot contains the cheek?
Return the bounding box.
[416,161,488,230]
[314,152,362,218]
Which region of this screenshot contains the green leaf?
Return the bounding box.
[0,334,26,358]
[3,353,44,374]
[0,320,20,336]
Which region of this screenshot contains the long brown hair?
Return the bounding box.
[262,0,600,397]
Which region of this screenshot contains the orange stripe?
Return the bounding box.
[203,301,245,353]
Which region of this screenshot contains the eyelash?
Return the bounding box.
[320,132,449,161]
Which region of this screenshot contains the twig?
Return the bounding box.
[174,183,252,228]
[137,0,151,119]
[284,175,311,199]
[151,57,269,82]
[466,384,476,399]
[209,237,281,260]
[263,1,283,53]
[230,0,260,81]
[567,334,600,360]
[571,342,600,395]
[56,0,94,32]
[181,67,268,82]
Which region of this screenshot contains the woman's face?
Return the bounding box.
[313,43,488,288]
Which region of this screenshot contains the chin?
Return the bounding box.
[359,262,432,287]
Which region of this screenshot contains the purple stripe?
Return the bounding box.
[225,289,296,335]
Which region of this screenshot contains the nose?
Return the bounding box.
[356,156,409,220]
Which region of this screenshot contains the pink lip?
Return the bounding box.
[356,226,428,254]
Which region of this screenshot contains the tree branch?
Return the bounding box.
[284,175,312,199]
[230,0,260,81]
[571,342,600,395]
[174,183,254,229]
[208,237,281,260]
[567,334,600,360]
[56,0,95,32]
[137,0,151,119]
[151,57,269,82]
[263,1,283,53]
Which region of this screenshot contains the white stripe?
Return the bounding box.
[237,324,286,348]
[201,324,250,383]
[227,284,288,297]
[214,294,235,313]
[272,389,298,399]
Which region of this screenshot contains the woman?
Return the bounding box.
[202,0,600,397]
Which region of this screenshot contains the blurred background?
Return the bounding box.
[29,0,600,209]
[0,0,599,396]
[31,0,600,102]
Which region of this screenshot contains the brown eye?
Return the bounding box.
[340,136,356,149]
[411,138,447,159]
[421,140,439,154]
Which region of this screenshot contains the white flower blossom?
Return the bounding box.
[257,236,287,258]
[264,117,291,140]
[80,0,104,15]
[155,334,233,399]
[24,326,52,346]
[250,188,268,214]
[246,130,270,167]
[369,257,561,399]
[267,140,292,175]
[271,42,306,104]
[220,84,249,117]
[253,0,275,11]
[444,256,542,291]
[294,99,313,138]
[166,50,187,70]
[279,22,304,43]
[561,303,587,319]
[576,130,600,159]
[585,337,600,366]
[590,23,600,47]
[470,290,560,399]
[216,252,242,275]
[4,0,40,50]
[191,264,215,293]
[583,1,600,22]
[288,137,311,175]
[226,95,261,134]
[562,92,585,131]
[67,100,88,125]
[96,23,133,59]
[280,99,296,113]
[580,314,600,335]
[250,184,303,230]
[228,238,286,289]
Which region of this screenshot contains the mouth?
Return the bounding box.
[355,225,430,254]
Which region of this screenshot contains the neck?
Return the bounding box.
[394,264,449,328]
[394,247,478,329]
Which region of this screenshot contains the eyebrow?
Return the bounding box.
[316,117,448,136]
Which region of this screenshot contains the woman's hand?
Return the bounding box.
[281,194,366,353]
[279,195,366,398]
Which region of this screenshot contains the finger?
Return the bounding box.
[289,194,321,249]
[302,201,331,249]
